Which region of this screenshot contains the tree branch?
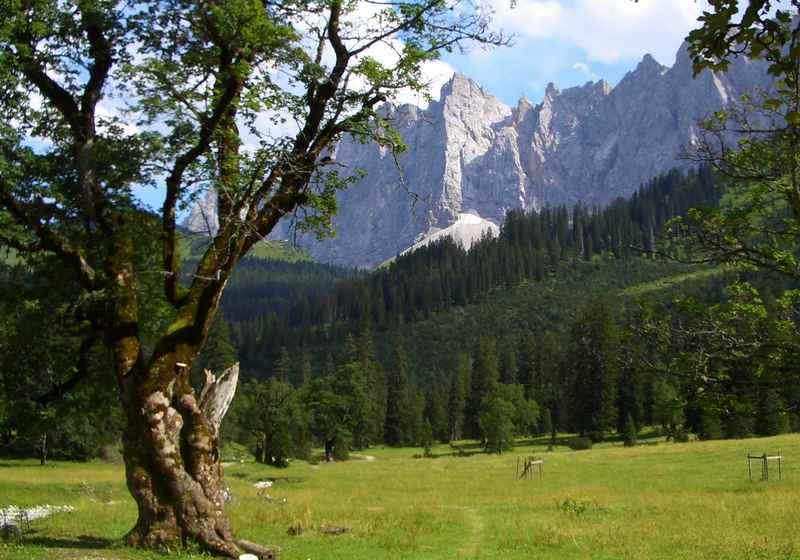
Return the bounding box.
[162,53,248,307]
[33,334,98,404]
[0,177,97,290]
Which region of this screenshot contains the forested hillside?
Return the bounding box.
[201,165,800,462]
[222,166,718,376]
[4,166,797,464]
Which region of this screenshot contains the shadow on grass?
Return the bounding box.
[23,534,114,550]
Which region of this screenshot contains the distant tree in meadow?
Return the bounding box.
[479,392,516,454]
[499,335,519,385]
[622,413,638,447]
[237,378,296,467]
[302,359,368,462]
[652,378,685,440]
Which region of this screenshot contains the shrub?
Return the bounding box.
[673,430,690,443]
[622,413,638,447]
[557,498,605,516]
[568,437,593,450]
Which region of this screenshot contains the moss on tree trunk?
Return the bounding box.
[120,365,239,556]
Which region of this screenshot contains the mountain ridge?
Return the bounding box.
[185,42,771,268]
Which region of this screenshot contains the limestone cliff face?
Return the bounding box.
[186,43,771,268]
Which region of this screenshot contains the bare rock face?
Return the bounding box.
[184,189,218,236]
[185,42,771,268]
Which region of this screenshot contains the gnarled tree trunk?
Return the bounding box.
[118,362,275,559]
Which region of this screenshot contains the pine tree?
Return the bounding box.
[359,330,386,447]
[499,335,519,385]
[616,332,646,434]
[195,313,238,375]
[466,336,500,439]
[447,355,470,441]
[540,407,553,437]
[274,347,293,383]
[622,413,638,447]
[425,381,449,442]
[385,334,411,446]
[518,331,537,400]
[755,389,789,437]
[295,348,312,387]
[565,298,619,442]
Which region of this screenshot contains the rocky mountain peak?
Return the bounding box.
[441,73,488,99]
[637,53,667,73]
[187,41,773,268]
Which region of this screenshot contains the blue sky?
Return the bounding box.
[435,0,711,106]
[135,0,756,210]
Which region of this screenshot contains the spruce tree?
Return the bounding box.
[755,389,789,437]
[385,334,411,446]
[622,413,638,447]
[295,349,313,387]
[540,407,553,437]
[359,330,386,447]
[499,335,519,385]
[466,336,500,440]
[195,313,238,375]
[616,332,646,434]
[518,331,538,400]
[447,355,470,441]
[565,298,619,442]
[274,347,293,383]
[425,381,449,442]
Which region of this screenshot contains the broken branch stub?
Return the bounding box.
[199,362,240,437]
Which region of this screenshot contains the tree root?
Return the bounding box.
[237,539,280,559]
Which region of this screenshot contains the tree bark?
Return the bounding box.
[39,433,47,466]
[118,362,275,558]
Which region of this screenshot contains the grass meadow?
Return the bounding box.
[1,434,799,559]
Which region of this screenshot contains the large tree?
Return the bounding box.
[0,1,505,556]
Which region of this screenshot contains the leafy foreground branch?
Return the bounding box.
[0,0,506,556]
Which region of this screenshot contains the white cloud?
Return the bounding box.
[391,59,457,107]
[344,33,455,108]
[567,0,707,65]
[489,0,564,37]
[572,61,598,81]
[487,0,709,66]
